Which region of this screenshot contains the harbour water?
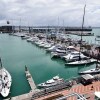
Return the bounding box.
[0,28,99,99]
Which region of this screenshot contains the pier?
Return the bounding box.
[25,66,37,91]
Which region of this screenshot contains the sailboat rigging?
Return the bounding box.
[65,4,96,65]
[79,4,86,61]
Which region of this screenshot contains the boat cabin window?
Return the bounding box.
[45,82,51,84]
[71,53,79,55]
[73,56,80,58]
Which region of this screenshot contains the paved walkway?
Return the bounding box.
[35,81,100,100]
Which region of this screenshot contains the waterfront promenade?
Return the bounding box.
[34,81,100,100]
[5,80,100,100]
[5,74,100,100]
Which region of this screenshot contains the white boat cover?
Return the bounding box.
[95,92,100,98]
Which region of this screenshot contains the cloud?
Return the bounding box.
[0,0,100,26]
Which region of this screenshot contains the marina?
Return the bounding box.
[0,27,99,100]
[0,0,100,99]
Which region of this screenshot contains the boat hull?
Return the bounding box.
[65,59,96,66]
[0,68,12,97]
[79,69,100,74]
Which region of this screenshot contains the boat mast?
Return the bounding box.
[0,58,2,69]
[81,4,86,43]
[96,48,100,68]
[79,4,86,60]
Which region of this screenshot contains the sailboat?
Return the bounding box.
[65,5,96,65]
[0,58,12,97]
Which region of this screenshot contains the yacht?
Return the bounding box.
[63,51,87,61]
[46,44,63,52]
[65,58,96,65]
[46,45,58,52]
[21,35,30,40]
[79,68,100,74]
[79,62,100,74]
[51,46,77,59]
[43,43,52,49]
[51,52,66,58]
[37,75,64,88]
[0,58,12,97]
[27,37,34,42]
[34,40,43,46]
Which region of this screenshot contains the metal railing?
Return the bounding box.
[56,93,87,100]
[31,81,72,99]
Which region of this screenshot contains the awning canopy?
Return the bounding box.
[95,92,100,98]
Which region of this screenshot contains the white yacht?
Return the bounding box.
[79,64,100,74]
[37,75,64,88]
[27,37,34,42]
[0,58,12,97]
[63,51,87,61]
[51,52,66,58]
[34,40,43,46]
[21,35,30,40]
[65,58,96,65]
[43,43,52,49]
[79,68,100,74]
[46,45,62,52]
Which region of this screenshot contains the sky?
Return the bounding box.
[0,0,100,26]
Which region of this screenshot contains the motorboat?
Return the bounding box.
[21,35,30,40]
[51,52,66,58]
[43,43,52,49]
[0,58,12,97]
[65,58,96,65]
[46,45,60,52]
[79,62,100,74]
[37,75,64,88]
[34,40,43,46]
[79,68,100,74]
[27,37,34,42]
[63,51,87,61]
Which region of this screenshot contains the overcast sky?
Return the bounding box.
[0,0,100,26]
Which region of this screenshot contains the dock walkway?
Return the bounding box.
[25,66,37,90]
